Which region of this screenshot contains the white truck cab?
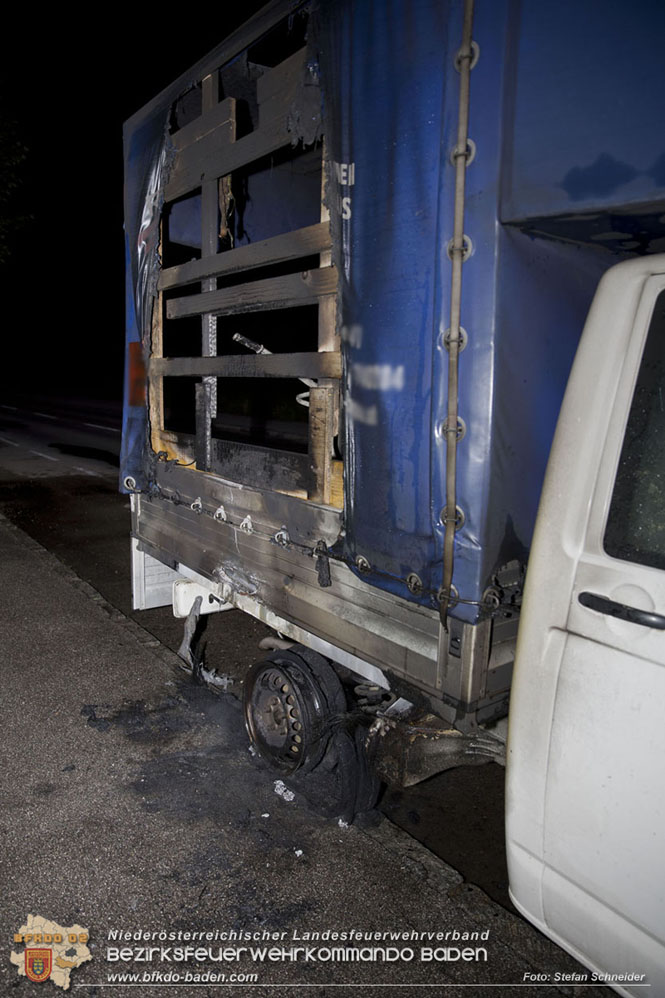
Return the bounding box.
[506,255,665,996]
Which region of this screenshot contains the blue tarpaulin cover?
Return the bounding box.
[122,0,665,622]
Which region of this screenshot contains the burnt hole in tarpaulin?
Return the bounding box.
[286,60,322,148]
[212,9,312,144]
[161,189,202,269]
[163,377,199,436]
[219,54,258,140]
[211,377,309,453]
[228,142,322,247]
[491,517,528,575]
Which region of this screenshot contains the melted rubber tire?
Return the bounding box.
[244,644,379,821]
[243,646,346,775]
[287,725,380,824]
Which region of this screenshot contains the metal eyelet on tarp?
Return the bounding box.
[436,416,467,442]
[440,505,466,531]
[440,0,477,629]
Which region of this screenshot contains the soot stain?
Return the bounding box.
[130,746,253,820]
[32,781,57,797]
[81,698,192,742]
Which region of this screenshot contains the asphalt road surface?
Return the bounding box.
[0,396,512,906]
[0,395,612,996]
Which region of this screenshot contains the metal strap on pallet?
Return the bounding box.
[441,0,475,628]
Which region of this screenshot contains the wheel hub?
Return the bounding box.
[243,649,343,773]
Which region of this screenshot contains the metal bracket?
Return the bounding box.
[177,595,203,670]
[368,711,505,788]
[315,541,332,588]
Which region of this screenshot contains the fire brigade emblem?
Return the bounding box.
[11,916,91,989]
[25,948,52,982]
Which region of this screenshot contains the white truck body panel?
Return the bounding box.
[506,257,665,995]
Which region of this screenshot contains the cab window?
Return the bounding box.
[604,288,665,569]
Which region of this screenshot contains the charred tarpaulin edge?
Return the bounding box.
[142,132,178,485]
[285,5,322,149]
[130,4,520,616]
[309,0,360,591]
[121,0,317,493]
[119,127,177,495]
[138,136,176,350]
[124,1,311,137]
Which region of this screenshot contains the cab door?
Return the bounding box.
[506,260,665,996]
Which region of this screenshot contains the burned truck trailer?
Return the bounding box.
[122,1,665,987]
[122,1,665,770]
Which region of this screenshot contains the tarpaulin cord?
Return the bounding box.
[440,0,476,629]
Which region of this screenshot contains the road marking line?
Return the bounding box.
[32,411,56,419]
[83,421,121,433]
[74,466,101,478]
[0,404,17,410]
[30,450,59,462]
[0,435,19,446]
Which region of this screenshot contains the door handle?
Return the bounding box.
[578,591,665,630]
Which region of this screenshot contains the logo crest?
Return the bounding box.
[25,948,52,983]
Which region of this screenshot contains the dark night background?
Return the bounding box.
[0,6,266,404]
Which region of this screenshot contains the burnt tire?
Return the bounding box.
[243,646,346,775]
[244,644,379,821]
[309,725,381,824]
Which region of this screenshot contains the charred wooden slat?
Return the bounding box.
[166,114,284,202]
[124,1,305,135]
[164,48,317,202]
[210,438,311,494]
[158,223,331,290]
[171,96,236,151]
[195,382,212,472]
[165,268,337,319]
[256,47,308,105]
[150,352,341,380]
[308,385,335,504]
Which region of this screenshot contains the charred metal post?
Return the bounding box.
[177,594,203,671]
[195,382,213,472]
[193,73,223,474]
